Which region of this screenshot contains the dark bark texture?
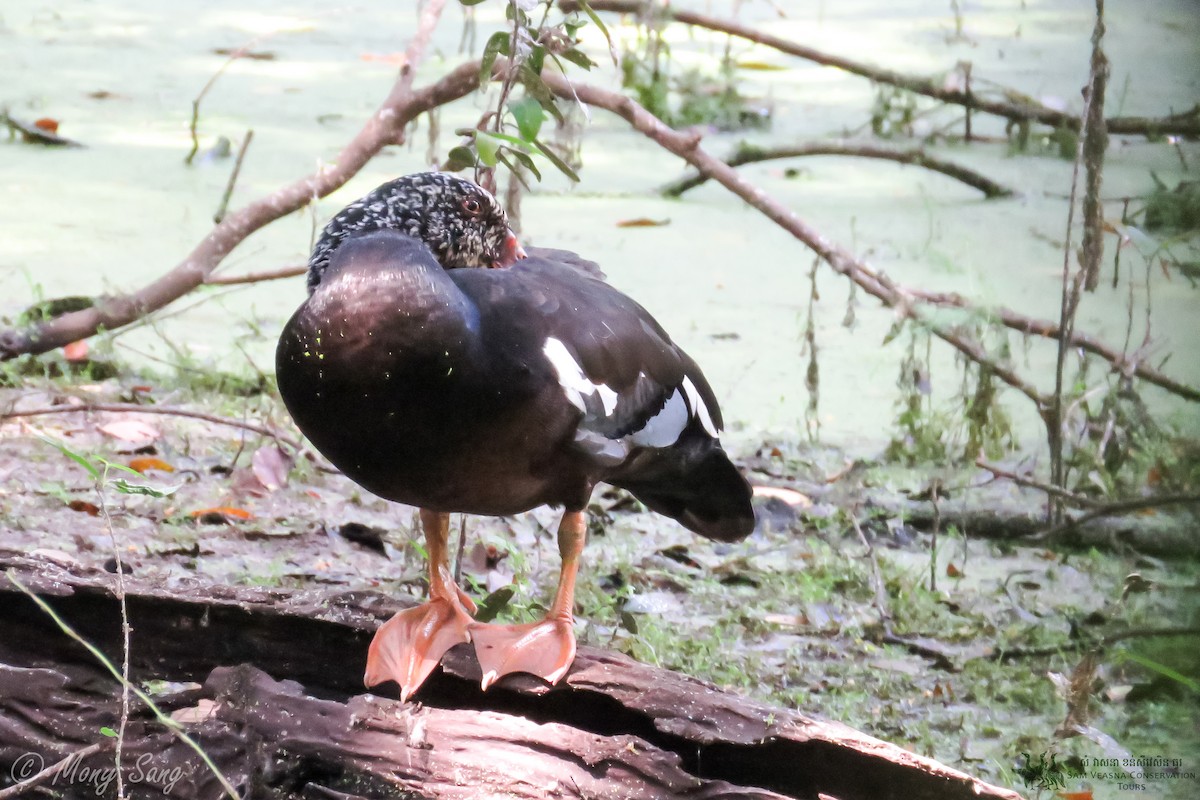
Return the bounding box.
[0,552,1023,800]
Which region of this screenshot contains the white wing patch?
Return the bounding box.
[629,388,688,448]
[542,337,619,415]
[682,376,719,437]
[545,338,721,456]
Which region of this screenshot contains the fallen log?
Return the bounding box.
[0,552,1023,800]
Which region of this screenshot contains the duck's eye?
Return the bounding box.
[461,197,483,217]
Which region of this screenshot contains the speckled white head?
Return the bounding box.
[307,172,522,293]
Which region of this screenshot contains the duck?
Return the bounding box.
[276,172,754,701]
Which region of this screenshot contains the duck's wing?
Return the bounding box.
[500,254,723,445]
[457,250,754,542]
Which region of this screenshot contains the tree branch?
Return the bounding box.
[204,265,307,286]
[567,0,1200,137]
[1,402,304,453]
[0,1,464,362]
[1031,492,1200,543]
[537,70,1051,409]
[661,142,1015,198]
[538,73,1200,406]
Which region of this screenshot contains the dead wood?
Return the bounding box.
[660,143,1015,199]
[0,553,1023,800]
[566,0,1200,138]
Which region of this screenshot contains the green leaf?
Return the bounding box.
[100,726,118,738]
[483,129,536,150]
[509,149,542,181]
[39,436,101,482]
[458,0,489,6]
[479,31,509,86]
[496,153,533,191]
[475,131,501,167]
[98,458,146,478]
[577,0,618,66]
[881,319,906,346]
[473,585,516,623]
[520,65,564,124]
[527,43,545,75]
[532,137,580,182]
[111,479,177,498]
[510,96,544,142]
[445,145,477,171]
[558,48,597,71]
[1120,651,1200,695]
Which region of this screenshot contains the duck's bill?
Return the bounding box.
[492,230,527,268]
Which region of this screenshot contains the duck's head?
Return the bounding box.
[306,172,525,292]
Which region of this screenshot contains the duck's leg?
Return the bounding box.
[470,510,584,690]
[365,509,477,701]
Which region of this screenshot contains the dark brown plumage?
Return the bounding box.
[276,173,753,700]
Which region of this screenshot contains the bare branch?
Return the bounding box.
[975,459,1104,509]
[214,129,254,223]
[566,0,1200,137]
[537,70,1050,409]
[205,265,306,286]
[0,63,479,362]
[1031,493,1200,543]
[2,402,303,453]
[661,142,1015,199]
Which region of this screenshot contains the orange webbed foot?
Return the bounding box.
[469,617,577,690]
[365,593,475,702]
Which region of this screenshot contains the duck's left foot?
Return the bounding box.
[365,594,474,702]
[469,616,577,690]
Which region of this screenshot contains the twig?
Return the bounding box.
[94,467,131,797]
[1030,493,1200,543]
[992,625,1200,662]
[214,129,254,223]
[1050,1,1107,523]
[564,0,1200,138]
[0,743,109,800]
[852,514,892,627]
[0,0,459,361]
[661,143,1014,199]
[5,573,243,800]
[205,265,307,286]
[903,290,1200,403]
[1079,1,1110,292]
[975,459,1104,509]
[929,480,941,593]
[1,402,303,452]
[186,40,266,165]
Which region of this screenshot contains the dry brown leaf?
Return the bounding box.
[67,499,100,516]
[1054,650,1098,737]
[616,218,670,228]
[190,506,253,523]
[251,444,290,491]
[171,698,218,724]
[128,457,174,474]
[98,419,160,443]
